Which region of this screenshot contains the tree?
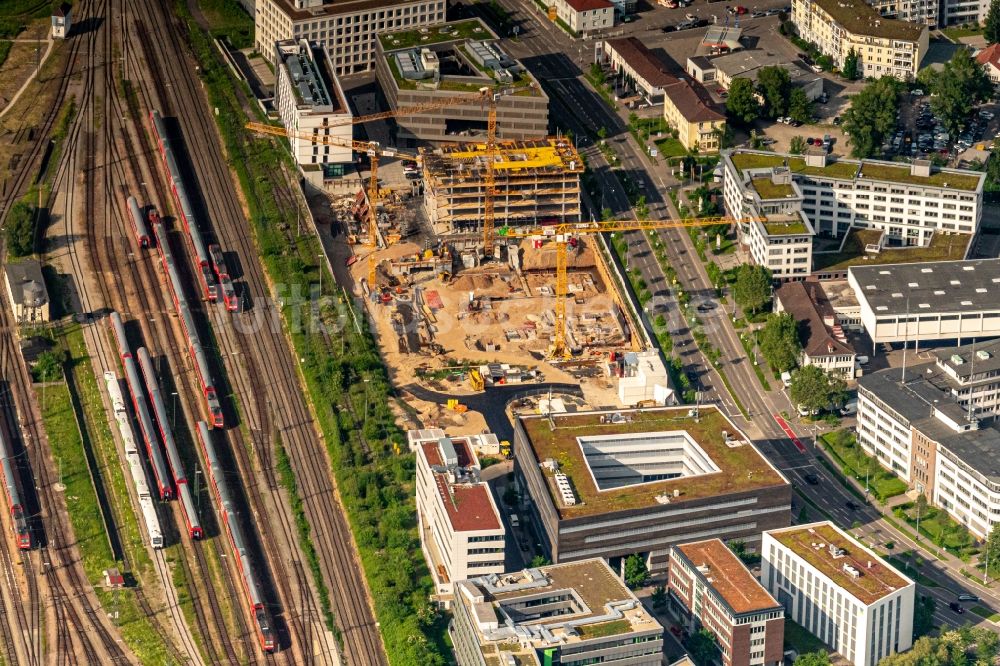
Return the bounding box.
[757,66,792,118]
[787,87,813,124]
[597,126,608,141]
[790,365,847,413]
[651,585,667,609]
[986,0,1000,44]
[32,350,64,383]
[623,553,650,589]
[793,651,830,666]
[789,135,806,154]
[732,264,772,315]
[930,49,993,136]
[726,77,760,124]
[842,48,861,80]
[687,629,720,666]
[530,555,550,567]
[5,201,35,258]
[986,520,1000,576]
[759,312,801,372]
[727,539,760,566]
[841,77,901,158]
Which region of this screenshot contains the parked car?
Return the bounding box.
[958,594,980,602]
[840,399,858,416]
[911,88,925,97]
[662,24,677,32]
[686,12,697,19]
[736,5,748,14]
[751,10,765,17]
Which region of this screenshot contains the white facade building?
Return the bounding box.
[556,0,615,35]
[255,0,445,77]
[617,350,675,407]
[273,40,353,172]
[763,523,914,666]
[413,431,505,602]
[51,3,71,38]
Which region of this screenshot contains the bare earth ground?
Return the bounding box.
[0,19,51,112]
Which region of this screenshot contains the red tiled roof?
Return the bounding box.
[565,0,614,11]
[664,80,725,123]
[605,37,679,88]
[776,281,853,358]
[977,43,1000,69]
[434,474,502,532]
[676,539,781,615]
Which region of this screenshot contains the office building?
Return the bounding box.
[791,0,928,79]
[414,431,505,601]
[669,539,785,666]
[848,260,1000,344]
[451,558,664,666]
[373,19,549,144]
[663,80,726,153]
[762,522,914,666]
[273,40,352,176]
[776,281,856,378]
[254,0,445,77]
[512,406,791,574]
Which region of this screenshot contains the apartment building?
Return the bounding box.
[413,431,505,602]
[663,80,726,153]
[555,0,615,36]
[776,281,856,378]
[451,558,664,666]
[868,0,937,26]
[273,40,352,176]
[940,0,986,27]
[722,150,985,255]
[848,260,1000,344]
[763,523,915,666]
[373,19,549,144]
[669,540,785,666]
[791,0,928,80]
[255,0,445,77]
[512,406,791,574]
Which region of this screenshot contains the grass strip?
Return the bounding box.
[971,605,1000,622]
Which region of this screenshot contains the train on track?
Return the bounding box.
[209,244,239,312]
[127,195,152,248]
[0,414,31,550]
[196,421,275,652]
[150,110,240,311]
[111,311,174,500]
[151,220,225,428]
[103,371,163,548]
[136,348,203,539]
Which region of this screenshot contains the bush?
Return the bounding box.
[5,200,35,257]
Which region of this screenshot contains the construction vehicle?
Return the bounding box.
[469,368,485,392]
[496,216,737,359]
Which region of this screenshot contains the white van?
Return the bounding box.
[840,399,858,416]
[782,371,793,388]
[856,355,870,366]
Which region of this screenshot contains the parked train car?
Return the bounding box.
[209,245,239,312]
[197,421,275,652]
[136,348,203,539]
[150,110,218,302]
[0,420,30,550]
[104,372,163,548]
[150,222,224,428]
[110,312,173,500]
[127,195,152,248]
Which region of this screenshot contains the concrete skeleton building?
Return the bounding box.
[512,406,791,574]
[413,430,505,602]
[856,343,1000,539]
[848,260,1000,345]
[602,37,678,103]
[776,281,856,379]
[421,138,584,232]
[669,540,785,666]
[254,0,446,77]
[273,39,352,178]
[374,19,549,144]
[791,0,928,80]
[762,522,915,666]
[4,260,50,325]
[662,80,726,153]
[451,558,664,666]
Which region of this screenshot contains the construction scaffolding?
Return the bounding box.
[422,137,585,233]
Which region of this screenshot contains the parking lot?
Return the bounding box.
[892,92,1000,166]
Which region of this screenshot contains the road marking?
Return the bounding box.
[773,414,806,453]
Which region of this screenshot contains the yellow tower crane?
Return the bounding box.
[496,216,734,359]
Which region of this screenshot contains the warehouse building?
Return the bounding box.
[669,540,785,666]
[848,260,1000,345]
[451,558,664,666]
[422,138,584,233]
[512,406,791,574]
[254,0,445,76]
[374,19,549,144]
[762,523,914,666]
[273,40,352,176]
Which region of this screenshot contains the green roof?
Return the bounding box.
[751,177,795,200]
[809,0,925,41]
[519,407,786,519]
[813,228,969,272]
[379,19,491,50]
[763,220,810,235]
[856,162,982,191]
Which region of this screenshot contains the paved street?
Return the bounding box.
[460,0,998,632]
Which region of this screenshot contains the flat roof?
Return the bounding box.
[751,177,796,200]
[675,539,781,615]
[420,440,501,532]
[378,18,492,50]
[269,0,433,22]
[728,150,984,191]
[712,50,796,80]
[423,137,584,178]
[932,338,1000,380]
[276,40,348,113]
[518,407,787,519]
[769,522,912,605]
[850,259,1000,315]
[805,0,925,41]
[814,229,969,273]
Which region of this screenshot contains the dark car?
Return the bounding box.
[662,24,677,32]
[950,602,965,614]
[846,501,860,511]
[694,18,710,26]
[958,593,980,602]
[697,302,716,312]
[804,473,820,485]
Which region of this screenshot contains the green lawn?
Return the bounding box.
[784,619,829,655]
[941,25,983,40]
[820,430,907,501]
[197,0,254,49]
[971,605,1000,622]
[655,137,688,159]
[0,40,11,69]
[894,502,979,558]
